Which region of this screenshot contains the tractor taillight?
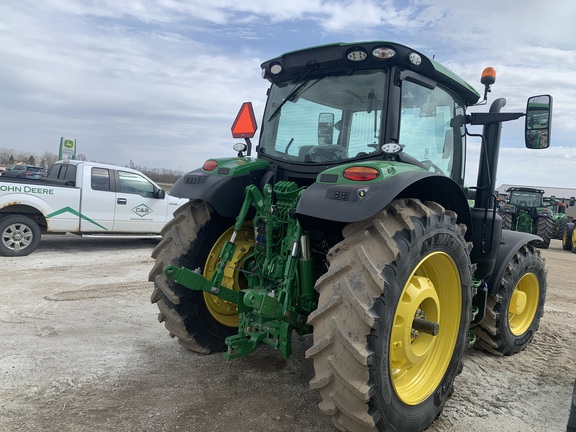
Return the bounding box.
[372,47,396,60]
[343,166,380,181]
[203,160,218,171]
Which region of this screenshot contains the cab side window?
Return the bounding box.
[399,80,465,180]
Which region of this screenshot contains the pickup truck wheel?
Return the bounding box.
[0,215,41,257]
[472,244,546,355]
[306,199,473,432]
[149,200,253,353]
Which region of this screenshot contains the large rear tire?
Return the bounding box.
[501,212,513,231]
[306,199,473,432]
[568,379,576,432]
[472,244,546,355]
[149,200,253,353]
[0,214,42,257]
[532,216,555,249]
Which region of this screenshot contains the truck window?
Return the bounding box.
[47,164,77,185]
[118,171,156,198]
[91,168,111,191]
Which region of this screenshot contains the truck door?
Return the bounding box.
[79,167,117,232]
[112,170,169,233]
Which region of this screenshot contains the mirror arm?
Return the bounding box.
[469,112,524,125]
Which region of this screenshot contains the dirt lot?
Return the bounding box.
[1,234,575,432]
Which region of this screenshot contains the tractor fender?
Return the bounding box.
[536,208,552,218]
[499,204,515,214]
[485,229,541,296]
[296,170,471,232]
[171,166,268,218]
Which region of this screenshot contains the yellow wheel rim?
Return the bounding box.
[203,224,254,327]
[508,272,539,336]
[390,251,461,405]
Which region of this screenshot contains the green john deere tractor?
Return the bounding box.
[149,41,553,432]
[545,196,575,245]
[498,187,556,248]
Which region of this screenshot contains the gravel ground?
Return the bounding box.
[1,234,574,432]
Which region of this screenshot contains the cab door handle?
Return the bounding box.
[117,198,127,205]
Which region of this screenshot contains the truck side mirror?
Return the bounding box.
[156,188,166,199]
[525,95,552,149]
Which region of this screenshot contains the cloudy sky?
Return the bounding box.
[1,1,575,189]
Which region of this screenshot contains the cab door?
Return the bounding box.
[112,170,169,233]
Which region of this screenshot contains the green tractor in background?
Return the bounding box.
[149,41,552,432]
[545,195,575,245]
[563,221,576,252]
[498,187,556,248]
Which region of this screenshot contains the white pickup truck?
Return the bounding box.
[0,160,188,256]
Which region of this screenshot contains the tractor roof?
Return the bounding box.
[507,187,545,194]
[261,41,481,106]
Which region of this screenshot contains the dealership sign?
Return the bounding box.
[59,137,77,160]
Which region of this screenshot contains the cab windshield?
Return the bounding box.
[509,191,543,207]
[259,70,387,164]
[258,69,466,181]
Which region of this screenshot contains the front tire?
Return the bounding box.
[563,222,574,251]
[149,200,253,353]
[472,244,546,355]
[306,199,473,432]
[556,216,567,240]
[0,215,41,257]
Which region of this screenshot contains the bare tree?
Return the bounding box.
[39,151,58,168]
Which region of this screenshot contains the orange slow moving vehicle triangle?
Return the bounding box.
[231,102,257,138]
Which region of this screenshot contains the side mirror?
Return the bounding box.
[318,113,335,145]
[525,95,552,149]
[156,188,166,199]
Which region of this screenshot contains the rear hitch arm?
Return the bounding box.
[163,265,247,309]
